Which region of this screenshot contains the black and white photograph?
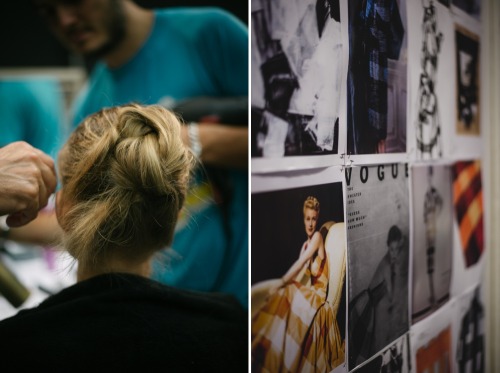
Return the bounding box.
[414,0,446,159]
[455,25,480,136]
[251,0,342,160]
[411,164,453,323]
[453,285,485,373]
[251,169,346,373]
[346,164,410,370]
[347,0,408,155]
[352,334,411,373]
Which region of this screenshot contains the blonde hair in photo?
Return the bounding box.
[303,196,320,215]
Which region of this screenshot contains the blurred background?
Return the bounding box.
[0,0,247,318]
[0,0,247,129]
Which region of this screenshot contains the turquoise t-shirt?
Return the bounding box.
[72,7,248,306]
[0,78,64,158]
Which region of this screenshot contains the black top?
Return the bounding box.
[0,273,248,372]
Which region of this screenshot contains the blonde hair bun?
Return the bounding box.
[59,104,195,266]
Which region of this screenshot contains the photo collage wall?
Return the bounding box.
[251,0,484,372]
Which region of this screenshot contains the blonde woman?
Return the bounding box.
[0,105,246,371]
[252,196,344,372]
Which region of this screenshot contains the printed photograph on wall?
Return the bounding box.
[346,164,410,370]
[251,172,346,372]
[455,25,480,136]
[452,0,481,20]
[411,300,456,373]
[416,326,452,372]
[352,334,411,373]
[413,0,448,159]
[347,0,408,155]
[411,164,453,323]
[452,160,484,268]
[251,0,342,158]
[453,285,485,373]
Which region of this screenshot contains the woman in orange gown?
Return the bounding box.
[252,196,345,372]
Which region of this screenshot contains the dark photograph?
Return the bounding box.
[456,286,484,373]
[347,0,408,155]
[455,25,480,136]
[452,0,481,20]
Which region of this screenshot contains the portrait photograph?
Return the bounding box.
[251,169,346,372]
[346,163,410,370]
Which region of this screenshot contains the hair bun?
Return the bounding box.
[109,105,192,198]
[59,104,195,265]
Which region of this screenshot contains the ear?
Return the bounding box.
[55,190,68,231]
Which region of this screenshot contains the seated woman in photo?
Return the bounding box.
[0,104,247,371]
[252,196,345,372]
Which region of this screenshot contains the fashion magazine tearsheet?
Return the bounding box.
[451,0,481,21]
[452,284,485,373]
[455,25,480,137]
[251,0,346,172]
[351,334,411,373]
[450,160,485,297]
[407,0,454,160]
[345,163,410,370]
[411,300,456,373]
[252,168,347,373]
[411,163,453,323]
[447,19,482,159]
[346,0,408,156]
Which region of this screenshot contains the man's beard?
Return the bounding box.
[85,0,127,60]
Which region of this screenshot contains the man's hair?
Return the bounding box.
[58,104,195,266]
[387,225,403,245]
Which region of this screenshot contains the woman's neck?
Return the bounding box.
[77,256,152,282]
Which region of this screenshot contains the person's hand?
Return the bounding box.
[0,142,57,227]
[267,278,285,296]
